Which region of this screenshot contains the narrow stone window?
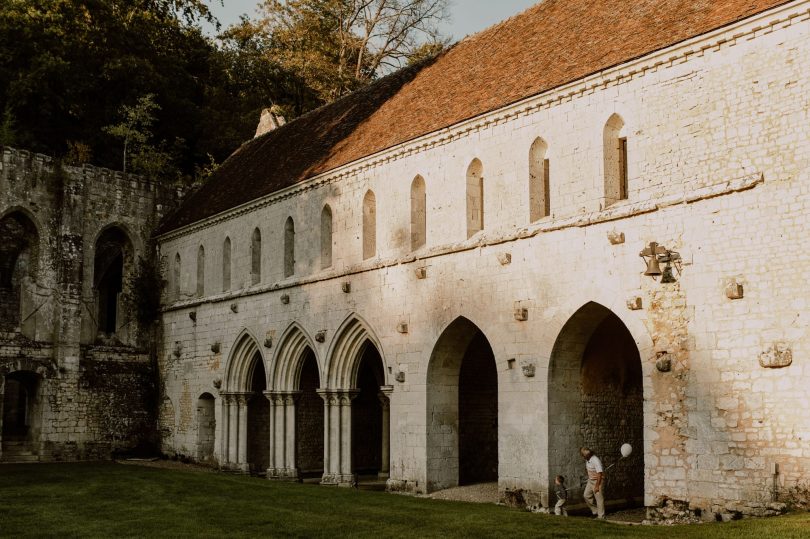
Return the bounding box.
[284,217,295,278]
[0,211,39,333]
[321,205,333,269]
[173,253,181,301]
[251,228,261,285]
[529,138,550,222]
[222,237,231,292]
[362,190,376,260]
[603,114,628,207]
[196,245,205,297]
[466,159,484,238]
[410,175,426,251]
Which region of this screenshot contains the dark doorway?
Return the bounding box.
[352,344,385,476]
[459,331,498,485]
[247,354,269,474]
[196,393,216,463]
[2,371,39,460]
[296,349,323,478]
[0,212,38,332]
[94,227,130,338]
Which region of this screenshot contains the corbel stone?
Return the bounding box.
[280,294,290,304]
[608,230,625,245]
[497,252,512,266]
[514,308,529,321]
[189,311,197,322]
[759,344,792,368]
[655,352,672,372]
[315,330,326,343]
[341,282,351,293]
[211,342,221,354]
[396,322,408,334]
[414,267,427,279]
[230,303,239,313]
[626,296,643,310]
[725,279,744,300]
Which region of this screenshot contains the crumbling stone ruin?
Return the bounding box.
[0,147,174,461]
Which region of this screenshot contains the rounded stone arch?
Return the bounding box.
[223,329,267,392]
[0,205,43,275]
[90,221,142,258]
[324,313,388,389]
[546,300,649,509]
[269,322,321,392]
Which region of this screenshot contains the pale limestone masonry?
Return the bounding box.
[0,148,173,461]
[157,2,810,519]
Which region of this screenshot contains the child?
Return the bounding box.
[554,475,568,516]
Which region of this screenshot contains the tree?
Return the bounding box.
[104,94,161,173]
[254,0,449,102]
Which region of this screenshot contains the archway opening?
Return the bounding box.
[2,371,39,457]
[296,348,323,478]
[426,318,498,491]
[351,343,386,478]
[246,353,269,474]
[548,302,644,510]
[196,393,216,463]
[94,227,132,339]
[0,212,39,332]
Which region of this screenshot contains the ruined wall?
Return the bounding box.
[157,1,810,519]
[0,147,173,461]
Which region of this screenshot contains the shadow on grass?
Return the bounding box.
[0,463,808,538]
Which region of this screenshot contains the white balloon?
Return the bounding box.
[620,443,633,458]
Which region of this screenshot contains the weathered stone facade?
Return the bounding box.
[157,0,810,521]
[0,147,172,461]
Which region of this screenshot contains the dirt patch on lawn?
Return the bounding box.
[115,458,216,473]
[428,482,499,504]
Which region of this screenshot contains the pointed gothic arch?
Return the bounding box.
[270,322,320,391]
[325,314,388,389]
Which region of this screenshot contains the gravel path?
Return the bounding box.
[427,482,499,504]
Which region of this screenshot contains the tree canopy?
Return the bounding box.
[0,0,448,183]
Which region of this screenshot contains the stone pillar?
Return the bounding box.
[284,393,299,480]
[0,375,5,461]
[228,394,239,469]
[378,387,392,479]
[264,391,276,478]
[236,393,250,471]
[220,393,232,467]
[338,391,357,486]
[318,389,334,484]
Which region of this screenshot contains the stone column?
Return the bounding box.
[337,390,360,487]
[0,375,5,461]
[284,392,300,480]
[378,387,392,479]
[228,393,239,469]
[317,389,339,485]
[220,393,232,467]
[264,390,276,478]
[236,393,251,472]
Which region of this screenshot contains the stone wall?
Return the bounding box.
[157,2,810,518]
[0,147,173,461]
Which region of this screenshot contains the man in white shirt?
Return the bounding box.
[580,447,605,519]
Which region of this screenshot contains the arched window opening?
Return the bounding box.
[410,176,426,251]
[0,212,39,332]
[603,114,628,207]
[362,190,376,260]
[321,205,333,269]
[251,228,262,285]
[94,227,132,337]
[529,138,550,222]
[196,245,205,297]
[172,253,181,301]
[466,159,484,238]
[222,237,231,292]
[284,217,295,278]
[196,393,216,463]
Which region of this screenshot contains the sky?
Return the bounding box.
[205,0,538,41]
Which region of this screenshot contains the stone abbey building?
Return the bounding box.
[4,0,810,521]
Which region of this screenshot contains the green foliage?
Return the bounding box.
[1,463,809,538]
[103,94,160,173]
[0,104,15,146]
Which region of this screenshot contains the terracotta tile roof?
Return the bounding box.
[161,0,791,233]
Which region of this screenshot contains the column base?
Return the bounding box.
[320,473,357,487]
[377,472,390,480]
[267,468,300,481]
[221,462,249,473]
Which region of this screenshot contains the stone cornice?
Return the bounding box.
[156,0,805,243]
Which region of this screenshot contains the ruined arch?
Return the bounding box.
[93,226,134,341]
[410,175,426,251]
[466,159,484,238]
[603,113,628,207]
[320,205,333,269]
[529,137,550,222]
[362,190,376,260]
[426,316,499,491]
[547,302,645,509]
[0,210,40,333]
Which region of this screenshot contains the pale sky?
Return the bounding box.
[205,0,538,41]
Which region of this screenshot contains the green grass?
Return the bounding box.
[0,463,808,538]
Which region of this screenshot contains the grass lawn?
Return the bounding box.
[0,463,808,538]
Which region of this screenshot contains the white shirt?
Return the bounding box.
[586,455,604,480]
